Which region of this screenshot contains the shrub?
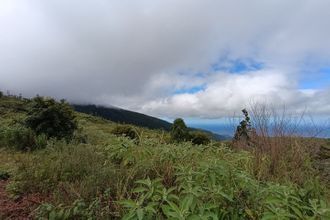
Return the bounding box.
[0,91,3,98]
[111,124,137,139]
[189,131,211,145]
[0,125,42,151]
[35,133,48,149]
[170,118,189,142]
[13,144,116,201]
[25,96,77,140]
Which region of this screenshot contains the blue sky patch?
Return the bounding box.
[174,84,206,94]
[211,58,264,73]
[299,66,330,89]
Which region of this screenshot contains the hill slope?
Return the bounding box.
[73,104,231,140]
[73,104,172,130]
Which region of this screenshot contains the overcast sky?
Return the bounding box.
[1,0,330,120]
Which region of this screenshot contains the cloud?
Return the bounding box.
[0,0,330,118]
[140,70,330,118]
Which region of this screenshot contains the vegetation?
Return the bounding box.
[170,118,189,142]
[234,109,255,144]
[0,94,329,219]
[111,124,138,140]
[73,104,172,131]
[26,96,77,140]
[0,125,47,151]
[189,131,211,145]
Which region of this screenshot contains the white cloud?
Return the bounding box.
[140,70,330,118]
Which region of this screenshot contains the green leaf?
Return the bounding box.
[49,211,57,220]
[133,187,147,193]
[291,206,303,219]
[120,200,138,208]
[137,208,144,220]
[181,195,194,212]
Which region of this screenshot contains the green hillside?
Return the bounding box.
[72,104,231,141]
[0,95,329,219]
[73,104,172,131]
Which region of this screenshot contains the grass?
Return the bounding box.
[0,95,329,219]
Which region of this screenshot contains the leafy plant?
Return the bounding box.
[189,131,211,145]
[171,118,189,142]
[111,124,138,140]
[25,96,77,140]
[0,125,46,151]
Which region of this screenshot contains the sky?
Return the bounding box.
[1,0,330,126]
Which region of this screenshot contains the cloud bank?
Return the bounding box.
[0,0,330,118]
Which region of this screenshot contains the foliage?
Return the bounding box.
[73,104,172,131]
[12,143,116,199]
[171,118,189,142]
[0,125,46,151]
[0,170,10,180]
[189,131,211,145]
[25,96,77,140]
[36,199,102,220]
[111,124,138,140]
[0,91,3,98]
[1,95,329,219]
[10,138,329,219]
[234,108,255,143]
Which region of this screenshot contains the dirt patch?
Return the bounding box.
[0,180,47,220]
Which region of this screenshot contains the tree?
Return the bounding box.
[234,109,255,143]
[170,118,189,142]
[25,96,77,139]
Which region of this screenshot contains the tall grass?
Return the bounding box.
[8,136,329,219]
[233,103,328,184]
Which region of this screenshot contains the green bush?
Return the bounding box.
[35,133,48,149]
[111,124,137,139]
[13,144,116,200]
[0,125,48,151]
[170,118,189,142]
[25,96,77,140]
[189,131,211,145]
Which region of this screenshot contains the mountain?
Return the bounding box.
[72,104,172,131]
[72,104,231,141]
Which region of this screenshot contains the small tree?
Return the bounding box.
[171,118,189,142]
[234,109,255,143]
[0,91,3,98]
[26,96,77,140]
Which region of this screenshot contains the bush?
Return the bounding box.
[25,96,77,140]
[0,91,3,98]
[189,131,211,145]
[111,124,137,139]
[0,125,44,151]
[170,118,189,142]
[13,144,116,200]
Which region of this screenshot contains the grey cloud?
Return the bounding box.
[0,0,330,118]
